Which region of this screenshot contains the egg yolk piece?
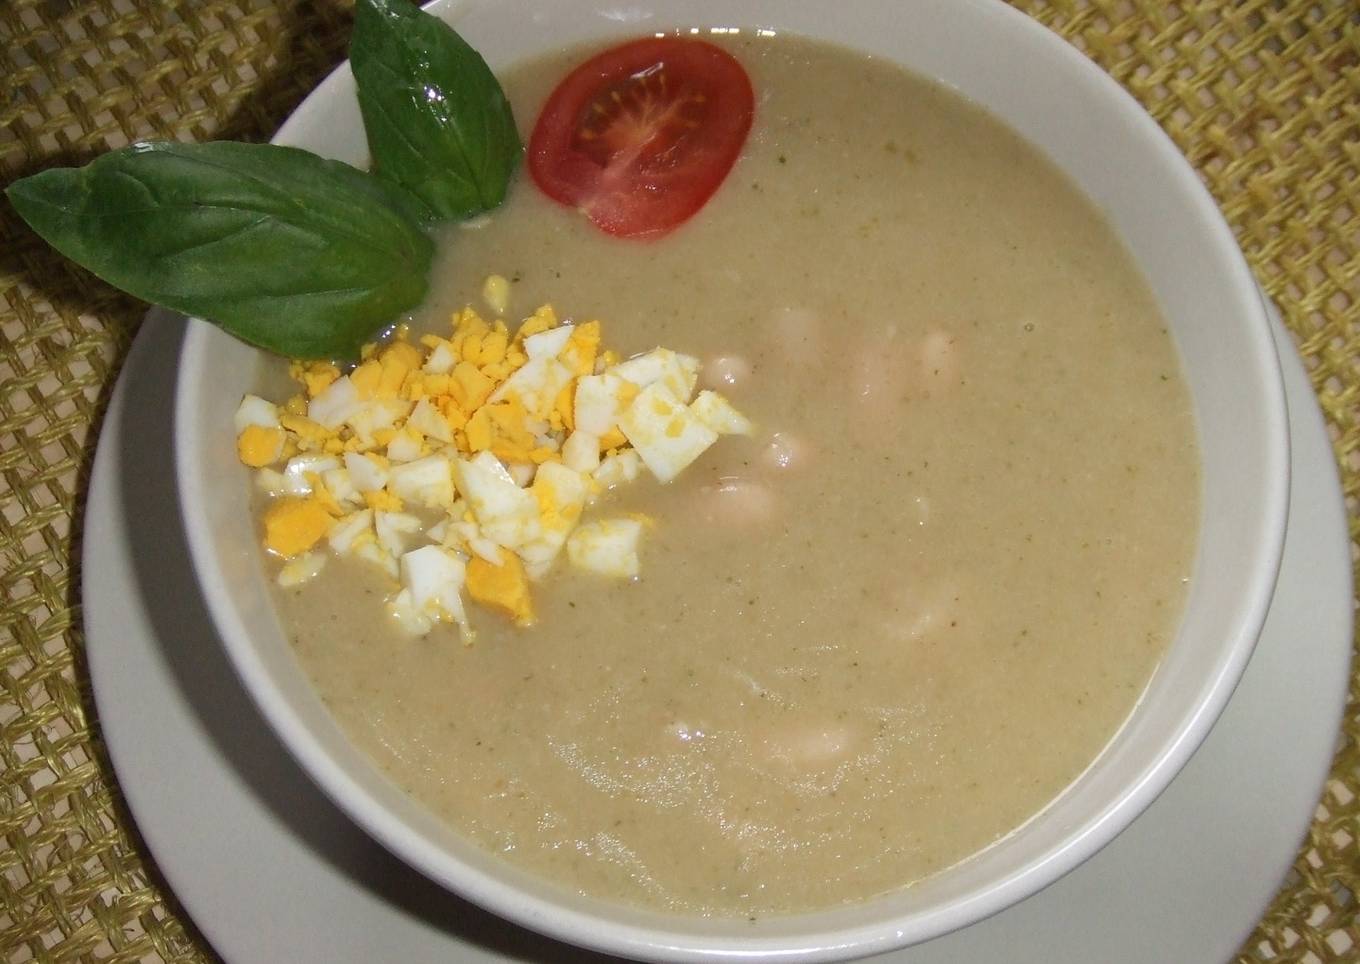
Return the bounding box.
[467,551,535,626]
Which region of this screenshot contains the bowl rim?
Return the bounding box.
[174,0,1289,960]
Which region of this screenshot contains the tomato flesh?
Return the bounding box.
[528,37,755,239]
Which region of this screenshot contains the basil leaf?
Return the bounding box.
[6,141,433,360]
[352,0,521,220]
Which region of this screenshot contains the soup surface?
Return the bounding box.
[270,33,1198,916]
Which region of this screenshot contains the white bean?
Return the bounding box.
[695,476,776,527]
[883,576,960,641]
[703,354,752,390]
[768,305,823,367]
[758,721,861,771]
[848,339,912,447]
[850,330,960,421]
[763,432,811,472]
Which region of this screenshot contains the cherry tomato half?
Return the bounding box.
[527,37,755,239]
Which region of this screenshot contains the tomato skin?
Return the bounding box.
[527,37,755,239]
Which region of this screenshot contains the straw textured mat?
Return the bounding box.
[0,0,1356,960]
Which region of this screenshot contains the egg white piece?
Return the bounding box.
[523,323,575,361]
[470,450,517,486]
[234,394,280,433]
[328,509,373,555]
[399,545,469,630]
[282,454,341,496]
[488,356,574,419]
[562,431,601,473]
[422,340,457,374]
[592,450,642,490]
[347,397,412,447]
[385,427,424,463]
[407,397,455,443]
[344,451,389,493]
[355,540,398,579]
[425,519,450,544]
[277,551,326,588]
[618,383,719,483]
[468,534,505,564]
[387,588,434,636]
[455,456,542,548]
[574,373,632,437]
[690,390,754,436]
[438,518,476,554]
[612,349,700,403]
[566,518,643,579]
[320,467,361,507]
[254,468,287,497]
[307,375,360,429]
[375,511,423,557]
[389,454,455,508]
[520,462,589,568]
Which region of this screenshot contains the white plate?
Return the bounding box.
[85,304,1350,963]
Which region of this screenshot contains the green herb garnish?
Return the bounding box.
[7,142,433,360]
[3,0,520,361]
[353,0,522,220]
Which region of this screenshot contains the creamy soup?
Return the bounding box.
[268,34,1198,916]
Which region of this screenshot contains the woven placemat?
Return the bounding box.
[1,0,1355,960]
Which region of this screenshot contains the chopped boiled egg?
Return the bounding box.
[454,456,541,549]
[307,375,361,429]
[264,497,334,558]
[388,454,455,509]
[344,451,389,492]
[397,545,469,637]
[238,282,751,639]
[574,373,636,437]
[255,467,287,497]
[278,551,327,587]
[523,324,576,360]
[282,454,340,496]
[387,589,433,636]
[593,449,642,491]
[488,356,574,421]
[423,340,457,374]
[320,466,360,507]
[466,550,534,626]
[385,426,425,463]
[691,390,755,436]
[328,509,373,554]
[356,540,399,579]
[235,395,281,433]
[520,461,588,569]
[562,431,601,473]
[348,398,412,448]
[375,510,423,557]
[566,518,644,579]
[611,348,699,402]
[618,383,719,483]
[407,397,455,443]
[237,424,287,467]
